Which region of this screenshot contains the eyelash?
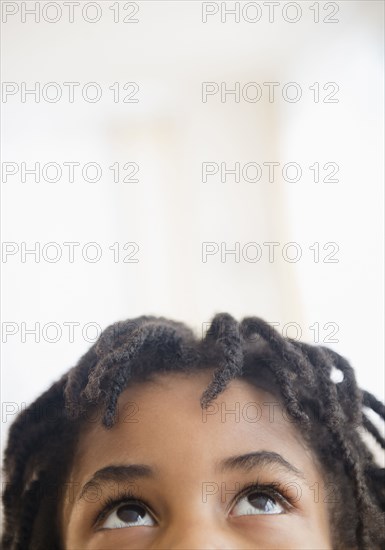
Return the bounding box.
[93,490,153,529]
[93,481,294,528]
[230,480,295,513]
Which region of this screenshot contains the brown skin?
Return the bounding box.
[60,370,333,549]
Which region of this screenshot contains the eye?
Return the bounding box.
[97,499,156,530]
[230,485,287,517]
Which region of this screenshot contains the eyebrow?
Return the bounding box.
[218,450,305,479]
[78,451,304,501]
[78,464,154,501]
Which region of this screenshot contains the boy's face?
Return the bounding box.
[61,370,333,549]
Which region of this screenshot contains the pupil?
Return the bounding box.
[249,494,271,509]
[117,504,145,523]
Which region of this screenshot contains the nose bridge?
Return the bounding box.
[154,499,237,550]
[156,522,232,550]
[151,462,242,549]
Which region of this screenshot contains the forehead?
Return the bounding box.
[71,370,315,479]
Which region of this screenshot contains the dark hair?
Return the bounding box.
[2,313,384,549]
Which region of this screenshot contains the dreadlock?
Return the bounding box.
[1,313,384,549]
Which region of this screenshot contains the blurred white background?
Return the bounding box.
[1,1,384,458]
